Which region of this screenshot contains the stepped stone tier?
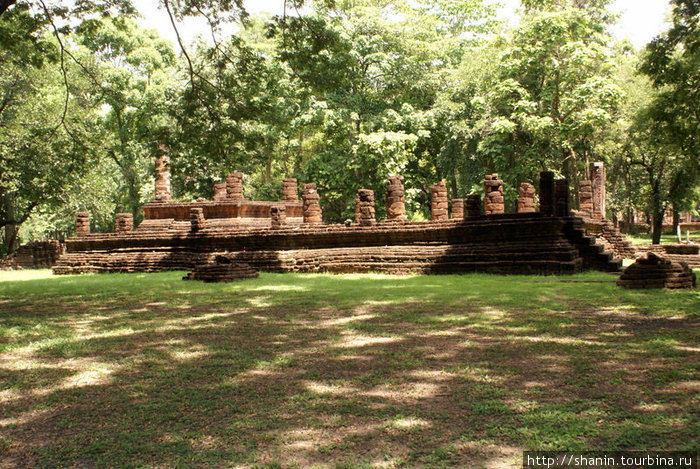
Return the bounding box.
[484,174,505,215]
[555,179,571,217]
[452,199,464,220]
[184,257,258,282]
[1,241,65,270]
[154,146,171,202]
[579,180,594,216]
[466,194,482,218]
[617,253,696,289]
[115,213,133,233]
[357,189,376,226]
[590,162,606,219]
[54,170,625,276]
[302,183,323,224]
[282,178,299,201]
[386,175,407,220]
[76,212,90,235]
[517,183,536,213]
[431,181,448,221]
[213,182,227,201]
[270,206,286,229]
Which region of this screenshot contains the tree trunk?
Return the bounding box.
[651,210,664,245]
[2,192,19,253]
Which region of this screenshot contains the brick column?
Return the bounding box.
[386,175,407,220]
[76,212,90,236]
[431,181,448,221]
[466,194,482,218]
[357,189,376,226]
[213,182,227,201]
[555,178,571,217]
[115,213,133,233]
[190,208,205,232]
[282,178,299,202]
[154,145,171,202]
[590,162,606,219]
[302,183,323,224]
[451,199,464,220]
[539,171,555,216]
[484,174,504,214]
[579,180,593,216]
[517,183,536,213]
[226,172,244,200]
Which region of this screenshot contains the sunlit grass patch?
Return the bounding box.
[0,269,697,467]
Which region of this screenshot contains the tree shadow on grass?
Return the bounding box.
[0,272,698,468]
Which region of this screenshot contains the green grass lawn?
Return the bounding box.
[625,233,696,246]
[0,270,698,468]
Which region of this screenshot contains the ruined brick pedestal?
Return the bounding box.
[466,194,482,218]
[386,176,407,220]
[484,174,504,215]
[579,180,593,216]
[555,179,571,217]
[452,199,464,220]
[270,206,286,229]
[184,257,259,283]
[539,171,555,216]
[617,253,696,289]
[154,146,171,202]
[226,172,244,200]
[115,213,133,233]
[357,189,376,226]
[431,182,448,221]
[213,182,227,201]
[76,212,90,236]
[282,178,299,201]
[517,183,536,213]
[302,183,323,224]
[190,208,205,232]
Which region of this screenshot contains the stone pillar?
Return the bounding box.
[115,213,133,233]
[357,189,376,226]
[302,183,323,224]
[270,206,286,229]
[76,212,90,236]
[213,182,227,202]
[578,180,593,216]
[517,183,536,213]
[484,174,504,215]
[226,172,244,200]
[590,162,606,219]
[354,193,361,224]
[539,171,555,216]
[282,178,299,202]
[555,179,571,217]
[466,194,482,218]
[452,199,464,220]
[386,175,407,220]
[190,208,205,232]
[154,145,171,202]
[431,181,449,221]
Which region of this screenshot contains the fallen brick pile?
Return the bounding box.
[617,252,696,289]
[183,257,258,282]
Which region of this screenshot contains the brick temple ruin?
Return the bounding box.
[52,153,627,276]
